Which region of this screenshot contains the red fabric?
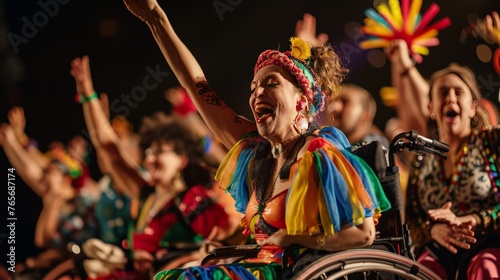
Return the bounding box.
[132,185,230,253]
[180,185,230,238]
[494,48,500,76]
[72,162,90,190]
[467,248,500,280]
[132,202,178,253]
[307,137,330,152]
[173,88,197,116]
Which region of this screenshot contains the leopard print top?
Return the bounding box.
[406,127,500,247]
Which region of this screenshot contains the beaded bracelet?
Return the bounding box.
[77,91,98,104]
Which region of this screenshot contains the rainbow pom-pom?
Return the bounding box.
[358,0,451,63]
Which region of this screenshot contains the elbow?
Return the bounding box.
[363,230,376,247]
[359,221,377,247]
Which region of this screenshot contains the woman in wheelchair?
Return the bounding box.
[386,39,500,279]
[121,1,391,279]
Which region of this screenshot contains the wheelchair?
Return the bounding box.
[201,130,449,279]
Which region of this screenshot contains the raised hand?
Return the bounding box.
[384,39,414,71]
[0,123,16,145]
[7,106,26,140]
[70,56,95,98]
[295,13,329,47]
[427,202,461,225]
[485,11,500,45]
[123,0,160,23]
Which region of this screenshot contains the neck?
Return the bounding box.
[270,133,302,159]
[156,174,186,194]
[439,133,469,164]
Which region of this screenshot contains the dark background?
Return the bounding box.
[1,0,500,270]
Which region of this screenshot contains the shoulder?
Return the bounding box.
[475,125,500,137]
[302,126,351,151]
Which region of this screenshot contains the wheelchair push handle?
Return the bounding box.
[389,130,449,167]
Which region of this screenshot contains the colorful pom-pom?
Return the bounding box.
[358,0,451,63]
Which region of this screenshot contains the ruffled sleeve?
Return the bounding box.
[215,132,266,214]
[285,126,390,235]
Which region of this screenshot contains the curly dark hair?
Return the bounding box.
[139,116,212,187]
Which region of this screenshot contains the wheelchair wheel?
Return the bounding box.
[291,249,441,280]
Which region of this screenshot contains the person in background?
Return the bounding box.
[0,109,98,279]
[294,14,389,150]
[71,55,241,279]
[385,38,500,279]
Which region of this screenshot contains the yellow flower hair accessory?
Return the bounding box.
[290,37,311,61]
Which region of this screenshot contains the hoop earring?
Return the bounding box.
[293,112,309,134]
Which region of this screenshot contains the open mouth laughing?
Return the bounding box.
[254,103,276,123]
[444,109,458,121]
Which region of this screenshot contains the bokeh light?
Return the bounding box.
[476,44,492,63]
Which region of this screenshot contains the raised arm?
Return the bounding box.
[70,56,146,199]
[384,40,430,136]
[123,0,256,148]
[7,107,49,168]
[0,123,46,197]
[34,182,67,248]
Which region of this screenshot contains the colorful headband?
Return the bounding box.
[44,147,83,180]
[254,37,324,114]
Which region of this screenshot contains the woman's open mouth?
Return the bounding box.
[444,109,458,121]
[255,103,275,123]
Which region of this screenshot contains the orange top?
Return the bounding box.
[245,190,287,235]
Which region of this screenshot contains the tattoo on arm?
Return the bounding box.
[196,82,226,108]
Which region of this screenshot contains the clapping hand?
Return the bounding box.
[430,222,476,254]
[428,202,476,253]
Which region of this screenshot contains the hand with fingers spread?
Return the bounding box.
[294,13,329,47]
[428,202,461,225]
[483,11,500,45]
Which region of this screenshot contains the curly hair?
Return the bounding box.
[139,116,212,187]
[311,44,349,101]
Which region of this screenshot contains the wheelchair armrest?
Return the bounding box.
[201,244,261,265]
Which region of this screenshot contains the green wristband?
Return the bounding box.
[79,91,98,104]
